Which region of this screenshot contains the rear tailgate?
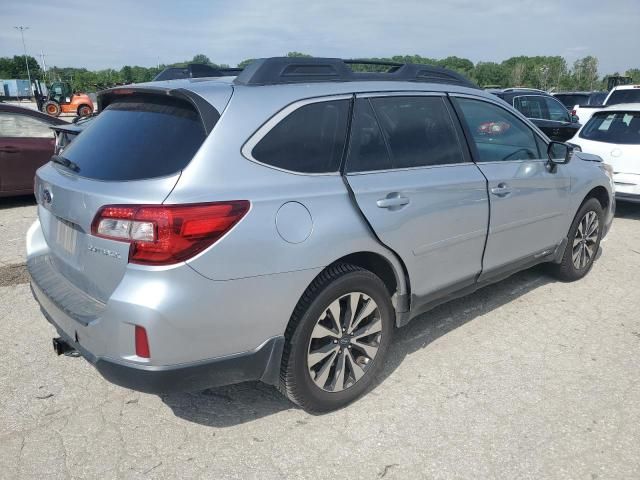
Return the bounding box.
[30,84,230,307]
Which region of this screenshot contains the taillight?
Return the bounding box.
[91,201,250,265]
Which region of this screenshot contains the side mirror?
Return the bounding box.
[547,141,572,165]
[570,115,579,124]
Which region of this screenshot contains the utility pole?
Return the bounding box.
[14,26,34,97]
[40,50,48,82]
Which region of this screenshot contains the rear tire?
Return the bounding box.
[551,198,604,282]
[43,101,61,117]
[77,104,92,117]
[280,264,394,413]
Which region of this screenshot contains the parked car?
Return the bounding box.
[489,88,581,142]
[553,91,607,111]
[0,104,65,197]
[51,114,96,154]
[569,104,640,203]
[27,57,615,412]
[574,85,640,124]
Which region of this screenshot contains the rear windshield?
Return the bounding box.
[59,98,208,181]
[606,89,640,106]
[579,111,640,144]
[555,94,588,108]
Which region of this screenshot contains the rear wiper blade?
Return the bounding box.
[51,154,80,172]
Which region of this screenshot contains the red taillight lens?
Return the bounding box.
[91,201,250,265]
[135,325,150,358]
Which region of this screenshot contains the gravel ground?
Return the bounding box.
[0,198,639,480]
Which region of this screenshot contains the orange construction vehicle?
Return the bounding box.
[34,80,94,117]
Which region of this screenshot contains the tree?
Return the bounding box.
[625,68,640,83]
[191,54,212,65]
[473,62,507,87]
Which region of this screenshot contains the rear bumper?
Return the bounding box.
[39,299,284,394]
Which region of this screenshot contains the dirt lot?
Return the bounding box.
[0,197,639,480]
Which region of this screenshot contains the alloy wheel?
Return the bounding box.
[572,210,599,270]
[306,292,382,392]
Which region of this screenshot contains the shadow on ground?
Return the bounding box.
[0,195,36,210]
[615,201,640,220]
[163,265,555,427]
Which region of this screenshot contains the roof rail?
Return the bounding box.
[153,63,243,81]
[502,87,548,94]
[233,57,478,89]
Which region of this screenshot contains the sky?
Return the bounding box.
[1,0,639,74]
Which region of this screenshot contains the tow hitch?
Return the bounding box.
[52,337,75,356]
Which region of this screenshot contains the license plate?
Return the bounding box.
[55,220,77,255]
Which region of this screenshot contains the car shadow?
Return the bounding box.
[615,201,640,220]
[0,195,36,210]
[162,265,555,427]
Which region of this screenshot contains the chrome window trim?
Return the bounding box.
[241,94,353,177]
[355,91,446,99]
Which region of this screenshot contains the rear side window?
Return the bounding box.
[607,89,640,105]
[252,100,349,173]
[59,98,208,181]
[369,96,465,169]
[555,94,588,108]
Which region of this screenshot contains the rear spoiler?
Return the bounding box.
[49,123,85,135]
[96,86,221,134]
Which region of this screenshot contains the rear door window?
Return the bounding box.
[346,99,392,172]
[368,96,465,169]
[0,113,53,138]
[251,99,349,174]
[58,98,209,181]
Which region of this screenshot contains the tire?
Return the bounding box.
[280,263,394,413]
[551,198,604,282]
[77,104,92,117]
[43,101,61,117]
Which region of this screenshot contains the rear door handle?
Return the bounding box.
[377,194,410,209]
[0,146,19,153]
[490,183,512,197]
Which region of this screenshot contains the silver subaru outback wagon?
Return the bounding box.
[27,57,615,412]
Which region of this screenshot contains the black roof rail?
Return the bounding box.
[153,63,243,81]
[233,57,478,89]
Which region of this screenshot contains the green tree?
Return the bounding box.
[473,62,507,87]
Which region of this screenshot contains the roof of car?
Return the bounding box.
[0,103,67,124]
[553,91,602,95]
[610,84,640,91]
[591,103,640,112]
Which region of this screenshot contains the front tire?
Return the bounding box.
[280,264,394,413]
[551,198,604,282]
[43,101,61,117]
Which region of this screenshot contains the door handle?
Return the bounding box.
[0,146,19,153]
[490,183,512,197]
[377,194,410,209]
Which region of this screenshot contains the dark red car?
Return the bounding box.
[0,104,66,197]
